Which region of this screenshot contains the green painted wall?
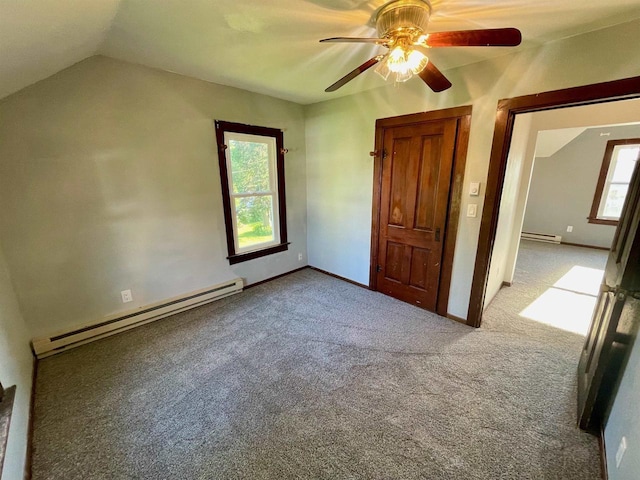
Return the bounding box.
[304,18,640,319]
[0,56,308,339]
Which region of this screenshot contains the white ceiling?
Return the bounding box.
[532,98,640,158]
[2,0,640,104]
[535,128,587,158]
[0,0,121,100]
[535,123,640,159]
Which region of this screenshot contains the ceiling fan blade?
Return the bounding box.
[424,28,522,47]
[418,61,452,92]
[320,37,388,44]
[325,55,383,92]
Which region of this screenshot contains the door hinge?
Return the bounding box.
[376,265,382,272]
[369,149,388,160]
[435,227,441,242]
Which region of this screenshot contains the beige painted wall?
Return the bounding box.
[305,18,640,319]
[0,56,308,339]
[0,246,33,480]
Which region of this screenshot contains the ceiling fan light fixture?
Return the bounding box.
[375,48,415,82]
[393,67,414,83]
[375,0,432,39]
[321,0,520,93]
[374,46,428,83]
[374,55,392,81]
[407,49,429,73]
[373,0,432,83]
[387,46,407,71]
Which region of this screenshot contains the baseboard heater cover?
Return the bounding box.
[32,278,243,358]
[521,232,562,244]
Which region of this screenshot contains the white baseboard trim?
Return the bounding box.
[521,232,562,244]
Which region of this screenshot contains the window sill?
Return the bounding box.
[587,217,618,226]
[0,385,17,476]
[227,243,290,265]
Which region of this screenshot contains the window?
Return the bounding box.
[588,139,640,226]
[215,121,288,264]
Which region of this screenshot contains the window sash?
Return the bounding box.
[226,132,277,195]
[589,139,640,225]
[597,182,629,220]
[224,132,281,254]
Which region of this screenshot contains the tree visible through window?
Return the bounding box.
[215,121,288,264]
[589,139,640,226]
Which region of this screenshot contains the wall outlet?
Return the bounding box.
[616,436,627,468]
[298,253,303,261]
[121,289,133,303]
[467,204,478,218]
[567,225,573,232]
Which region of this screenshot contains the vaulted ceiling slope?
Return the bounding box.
[0,0,121,101]
[2,0,640,104]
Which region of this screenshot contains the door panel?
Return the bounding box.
[385,242,405,283]
[388,137,413,227]
[584,292,614,374]
[578,159,640,432]
[415,135,443,231]
[376,118,457,311]
[409,247,432,289]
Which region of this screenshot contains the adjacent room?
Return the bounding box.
[1,1,640,479]
[485,101,640,335]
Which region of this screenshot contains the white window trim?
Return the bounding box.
[224,131,281,254]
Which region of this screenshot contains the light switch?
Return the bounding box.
[469,182,480,196]
[467,204,478,217]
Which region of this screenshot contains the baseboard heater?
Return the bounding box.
[521,232,562,244]
[32,278,243,359]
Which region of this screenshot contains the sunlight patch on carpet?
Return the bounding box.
[519,266,604,335]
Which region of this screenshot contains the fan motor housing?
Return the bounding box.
[376,0,432,39]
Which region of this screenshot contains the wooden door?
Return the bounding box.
[375,118,458,311]
[578,159,640,433]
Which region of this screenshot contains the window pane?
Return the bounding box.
[602,183,629,218]
[234,195,276,250]
[611,146,639,183]
[229,139,271,194]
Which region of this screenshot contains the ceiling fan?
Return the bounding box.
[320,0,521,93]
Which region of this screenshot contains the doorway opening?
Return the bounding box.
[484,105,640,336]
[469,75,640,328]
[469,75,640,436]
